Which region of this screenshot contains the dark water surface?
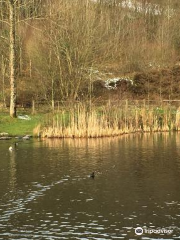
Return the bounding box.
[0,133,180,239]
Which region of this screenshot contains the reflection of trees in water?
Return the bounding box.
[42,133,180,172]
[9,152,17,195]
[43,138,122,171]
[44,138,118,149]
[43,132,180,151]
[123,132,180,148]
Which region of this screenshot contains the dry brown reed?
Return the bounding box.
[35,102,180,138]
[33,124,41,137]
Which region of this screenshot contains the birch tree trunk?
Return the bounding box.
[9,0,17,118]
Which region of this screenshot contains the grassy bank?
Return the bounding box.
[39,103,180,138]
[0,113,43,136]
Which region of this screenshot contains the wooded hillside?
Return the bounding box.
[1,0,180,108]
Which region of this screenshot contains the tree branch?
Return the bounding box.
[0,35,8,41]
[0,19,10,25]
[17,17,47,24]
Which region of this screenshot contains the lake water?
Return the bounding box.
[0,133,180,239]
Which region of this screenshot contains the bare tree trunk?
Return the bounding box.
[1,55,7,107]
[9,0,17,118]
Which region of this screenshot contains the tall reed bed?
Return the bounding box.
[36,102,180,138]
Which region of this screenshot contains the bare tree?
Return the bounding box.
[9,0,17,117]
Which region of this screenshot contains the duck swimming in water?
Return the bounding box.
[90,172,95,178]
[9,143,18,152]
